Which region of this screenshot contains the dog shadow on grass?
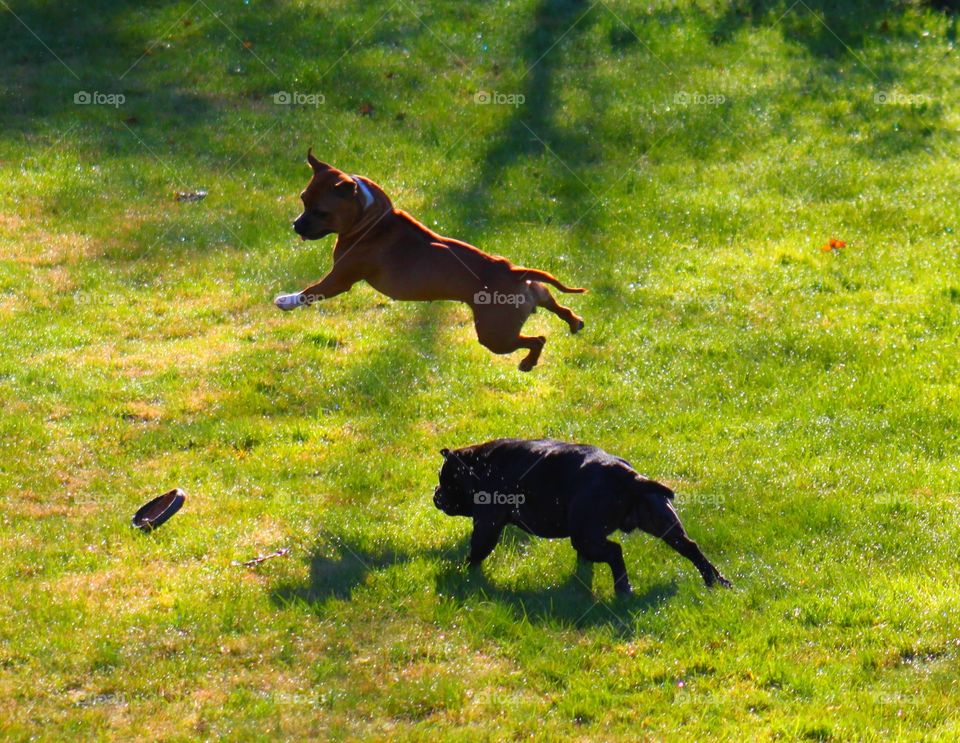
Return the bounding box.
[433,559,678,636]
[270,530,677,636]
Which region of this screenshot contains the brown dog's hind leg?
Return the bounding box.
[529,281,584,334]
[473,305,544,371]
[515,335,546,371]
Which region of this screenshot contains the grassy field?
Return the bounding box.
[2,0,960,738]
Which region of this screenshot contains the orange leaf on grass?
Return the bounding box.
[821,237,846,252]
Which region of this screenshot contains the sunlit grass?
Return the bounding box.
[1,0,959,738]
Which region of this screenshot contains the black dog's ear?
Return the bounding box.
[440,448,451,459]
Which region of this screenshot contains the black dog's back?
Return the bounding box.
[464,437,672,514]
[462,437,655,487]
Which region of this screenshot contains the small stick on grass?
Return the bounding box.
[234,547,291,568]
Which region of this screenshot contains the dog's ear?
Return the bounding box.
[333,176,358,198]
[440,448,451,459]
[307,148,332,174]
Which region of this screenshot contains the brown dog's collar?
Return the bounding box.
[353,175,374,211]
[339,174,388,242]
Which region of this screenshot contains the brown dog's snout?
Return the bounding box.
[292,212,333,241]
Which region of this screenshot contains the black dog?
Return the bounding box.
[433,439,731,594]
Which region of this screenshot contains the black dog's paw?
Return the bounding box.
[707,573,732,589]
[702,566,732,589]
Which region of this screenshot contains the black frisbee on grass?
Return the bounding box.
[132,489,185,532]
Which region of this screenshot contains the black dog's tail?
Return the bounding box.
[514,267,587,293]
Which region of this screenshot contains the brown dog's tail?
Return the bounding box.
[514,267,587,294]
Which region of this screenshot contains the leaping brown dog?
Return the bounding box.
[274,151,586,371]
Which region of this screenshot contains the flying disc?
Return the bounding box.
[132,489,186,532]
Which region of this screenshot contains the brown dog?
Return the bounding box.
[274,151,586,370]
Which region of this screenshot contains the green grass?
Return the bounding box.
[2,0,960,738]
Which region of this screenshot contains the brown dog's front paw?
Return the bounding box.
[274,293,304,311]
[570,317,585,334]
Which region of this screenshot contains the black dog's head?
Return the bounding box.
[433,448,475,517]
[292,150,363,241]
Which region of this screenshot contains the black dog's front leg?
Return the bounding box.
[467,517,506,567]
